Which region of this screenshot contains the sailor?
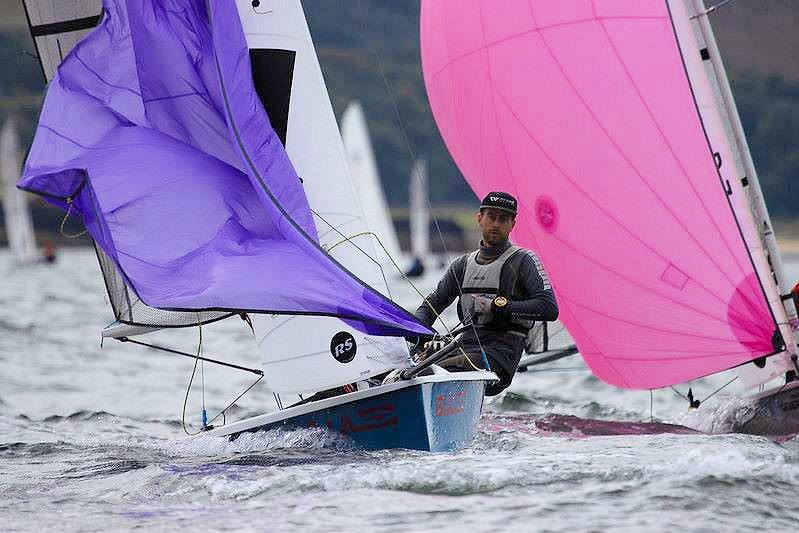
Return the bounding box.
[408,191,558,396]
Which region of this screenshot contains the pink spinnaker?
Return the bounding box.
[420,0,778,388]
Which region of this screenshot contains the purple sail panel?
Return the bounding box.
[21,0,429,337]
[420,0,776,388]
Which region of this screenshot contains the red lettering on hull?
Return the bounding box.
[435,391,465,417]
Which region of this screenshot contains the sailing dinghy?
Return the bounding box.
[341,101,404,275]
[2,118,45,264]
[421,0,799,434]
[20,0,497,451]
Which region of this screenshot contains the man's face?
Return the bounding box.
[477,208,515,245]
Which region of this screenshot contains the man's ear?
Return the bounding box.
[510,217,516,229]
[476,211,483,224]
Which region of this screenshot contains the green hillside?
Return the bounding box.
[1,0,798,215]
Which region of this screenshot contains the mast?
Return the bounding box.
[687,0,798,386]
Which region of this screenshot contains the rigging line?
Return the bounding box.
[670,385,690,402]
[206,374,265,428]
[371,45,487,363]
[181,353,202,435]
[325,230,401,301]
[310,211,395,302]
[650,390,654,423]
[690,0,736,19]
[59,200,88,239]
[701,376,738,403]
[326,230,452,333]
[117,337,264,375]
[181,325,205,436]
[199,325,206,414]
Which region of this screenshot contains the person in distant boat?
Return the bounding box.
[407,191,558,396]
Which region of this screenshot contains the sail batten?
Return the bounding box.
[421,0,781,389]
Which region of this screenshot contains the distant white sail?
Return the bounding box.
[409,158,430,260]
[1,119,40,263]
[341,101,403,270]
[236,0,410,393]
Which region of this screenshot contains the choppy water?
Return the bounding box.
[2,248,799,532]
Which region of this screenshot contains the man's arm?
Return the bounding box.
[414,256,466,328]
[504,251,558,321]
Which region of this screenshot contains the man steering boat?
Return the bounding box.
[408,192,558,396]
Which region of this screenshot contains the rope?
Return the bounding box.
[669,376,739,409]
[650,390,654,423]
[670,385,690,403]
[181,325,204,436]
[701,376,738,403]
[311,212,395,302]
[118,337,263,375]
[366,27,490,366]
[205,374,265,428]
[325,230,464,340]
[59,201,88,239]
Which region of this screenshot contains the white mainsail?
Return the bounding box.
[673,0,798,389]
[341,101,403,271]
[21,0,103,82]
[235,0,410,393]
[1,119,40,263]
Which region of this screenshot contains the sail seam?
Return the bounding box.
[429,16,668,83]
[662,0,781,333]
[561,293,763,345]
[594,14,749,281]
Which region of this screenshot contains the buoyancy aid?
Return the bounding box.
[459,245,534,335]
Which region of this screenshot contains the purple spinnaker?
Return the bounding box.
[20,0,429,337]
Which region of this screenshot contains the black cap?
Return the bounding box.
[480,191,517,215]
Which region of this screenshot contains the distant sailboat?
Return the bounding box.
[406,158,430,277]
[21,0,496,451]
[1,118,44,264]
[341,101,403,274]
[421,0,799,433]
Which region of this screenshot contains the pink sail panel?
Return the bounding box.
[420,0,776,389]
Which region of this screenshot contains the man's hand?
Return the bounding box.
[471,295,494,325]
[487,296,511,330]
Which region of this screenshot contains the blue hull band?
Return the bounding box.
[231,380,487,451]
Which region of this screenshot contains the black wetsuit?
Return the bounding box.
[414,240,558,395]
